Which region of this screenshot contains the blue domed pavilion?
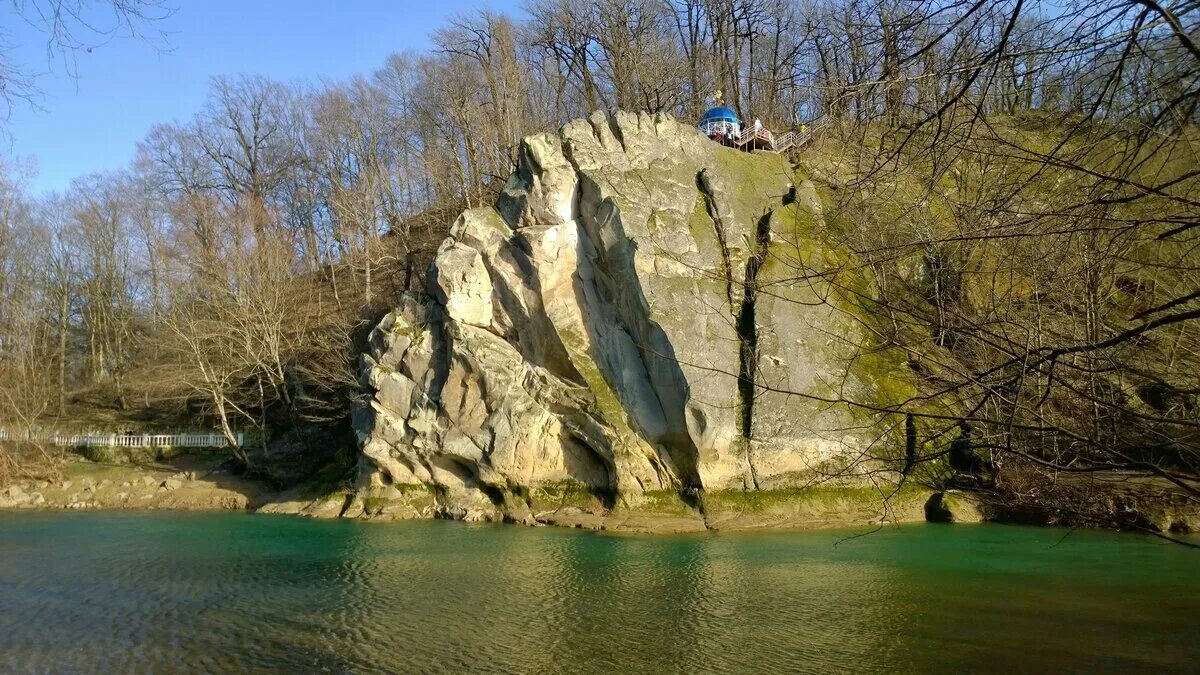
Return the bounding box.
[698,106,742,139]
[697,105,823,153]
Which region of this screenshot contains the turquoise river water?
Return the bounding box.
[0,512,1196,673]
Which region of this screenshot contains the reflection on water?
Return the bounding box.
[0,513,1196,673]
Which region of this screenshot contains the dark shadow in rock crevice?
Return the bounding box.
[732,211,773,490]
[562,432,616,501]
[414,301,451,408]
[492,235,587,387]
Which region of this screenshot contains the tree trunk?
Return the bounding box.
[56,290,68,416]
[213,391,251,470]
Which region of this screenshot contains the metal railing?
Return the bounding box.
[703,119,825,153]
[0,428,244,448]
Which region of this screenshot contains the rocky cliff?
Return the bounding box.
[347,112,925,531]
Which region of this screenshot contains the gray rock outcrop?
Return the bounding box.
[353,111,917,524]
[924,491,984,523]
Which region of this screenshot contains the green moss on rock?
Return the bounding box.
[624,489,694,517]
[527,480,601,513]
[705,484,932,526]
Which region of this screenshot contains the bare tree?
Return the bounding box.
[0,0,172,125]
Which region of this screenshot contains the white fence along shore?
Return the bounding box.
[0,428,244,448]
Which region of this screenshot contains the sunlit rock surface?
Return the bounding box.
[352,112,919,527]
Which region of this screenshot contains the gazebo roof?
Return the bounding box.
[699,106,741,125]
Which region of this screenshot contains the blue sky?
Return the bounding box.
[5,0,522,194]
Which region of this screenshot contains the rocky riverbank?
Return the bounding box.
[6,454,1196,537]
[2,446,955,530]
[264,479,962,534]
[0,453,956,533]
[0,455,269,512]
[337,112,1198,538]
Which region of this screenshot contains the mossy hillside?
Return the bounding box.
[759,189,881,317]
[789,181,952,404]
[788,116,1200,476]
[804,114,1196,325]
[868,117,1195,313]
[710,146,794,216]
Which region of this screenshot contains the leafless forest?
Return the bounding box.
[0,0,1196,524]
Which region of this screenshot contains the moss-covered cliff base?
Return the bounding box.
[327,483,937,534]
[304,474,1200,537]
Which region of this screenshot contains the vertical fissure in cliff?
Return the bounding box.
[696,172,737,313]
[736,212,772,491]
[697,170,773,491]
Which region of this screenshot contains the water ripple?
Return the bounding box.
[0,513,1196,673]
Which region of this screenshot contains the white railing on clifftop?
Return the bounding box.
[704,119,826,153]
[0,428,244,448]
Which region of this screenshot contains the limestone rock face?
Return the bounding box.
[354,112,916,522]
[0,485,30,507]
